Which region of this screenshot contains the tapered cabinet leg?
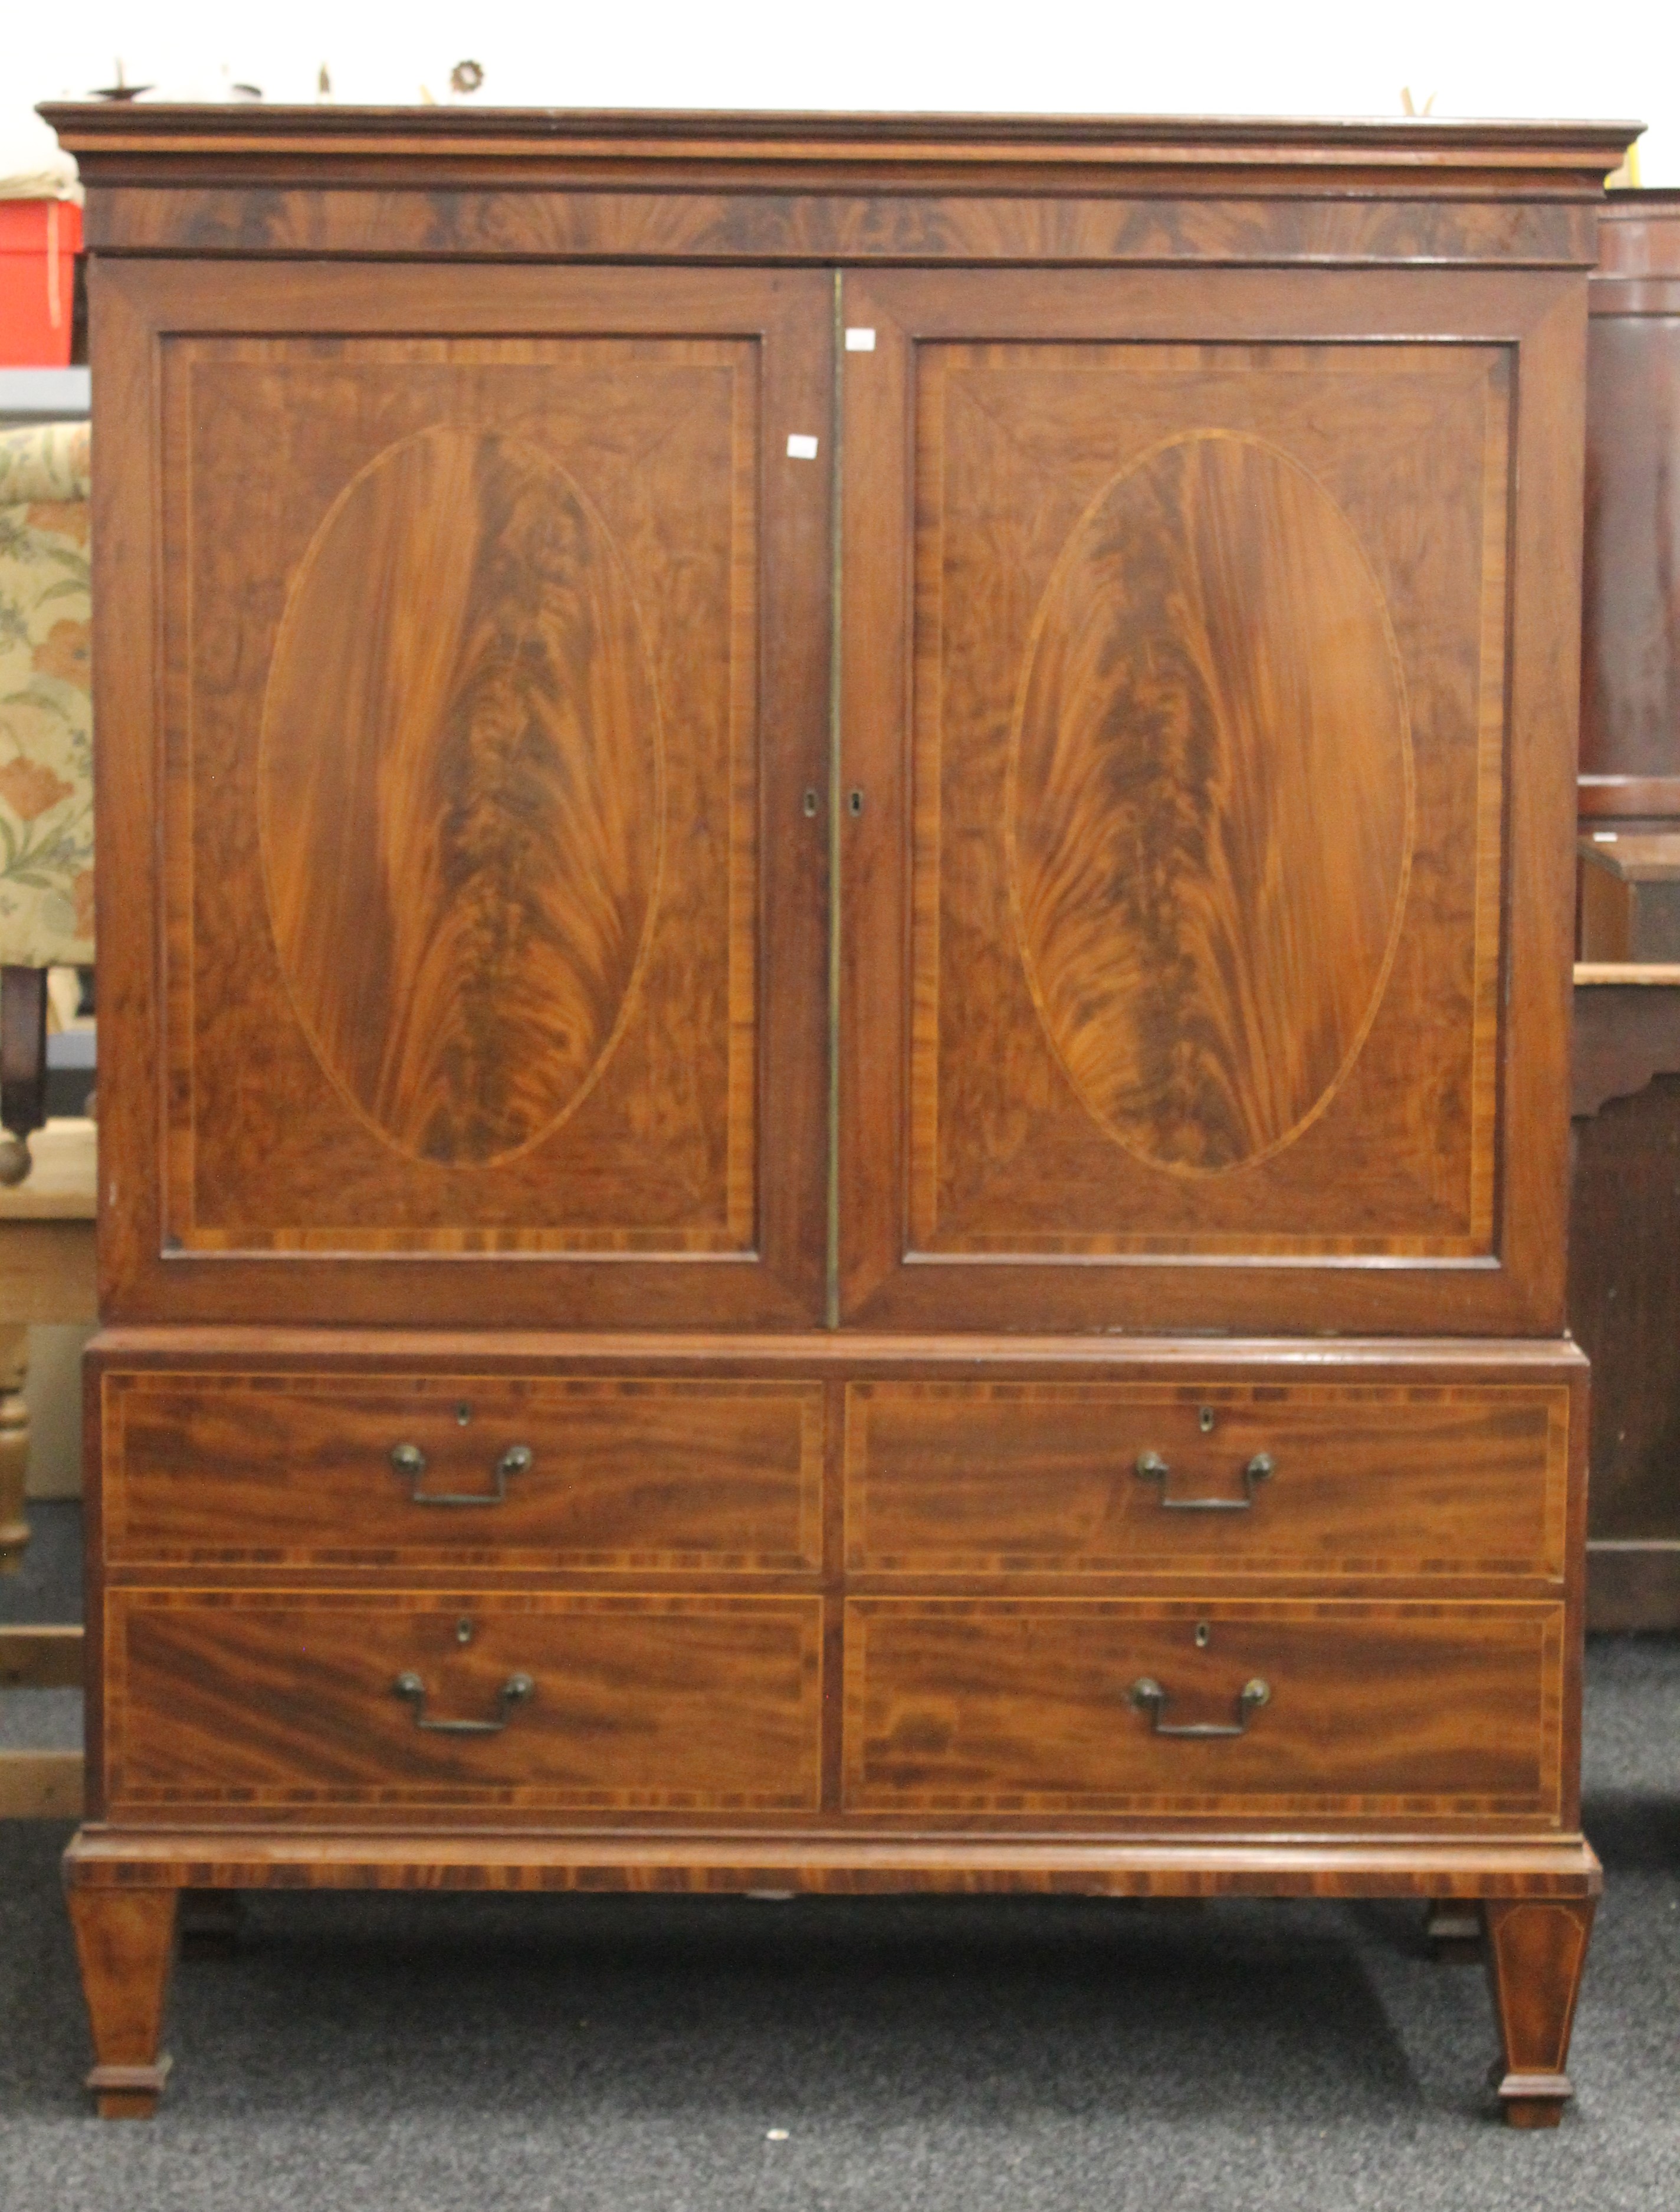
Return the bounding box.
[67,1887,180,2118]
[1483,1898,1596,2128]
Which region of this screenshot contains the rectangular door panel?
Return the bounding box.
[839,269,1582,1333]
[95,261,832,1325]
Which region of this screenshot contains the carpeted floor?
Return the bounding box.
[3,1503,1676,2211]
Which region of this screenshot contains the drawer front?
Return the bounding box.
[104,1375,824,1569]
[844,1598,1564,1818]
[106,1591,823,1812]
[845,1382,1569,1578]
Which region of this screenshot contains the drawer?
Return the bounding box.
[103,1374,824,1569]
[106,1591,823,1812]
[845,1382,1569,1579]
[844,1597,1564,1818]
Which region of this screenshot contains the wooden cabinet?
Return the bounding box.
[47,102,1626,2126]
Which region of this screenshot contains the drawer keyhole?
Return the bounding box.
[1199,1406,1216,1434]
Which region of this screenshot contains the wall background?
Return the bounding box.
[2,0,1673,187]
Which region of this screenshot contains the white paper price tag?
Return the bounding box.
[786,434,820,459]
[844,328,877,351]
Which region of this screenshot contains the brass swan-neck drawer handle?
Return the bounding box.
[1128,1675,1270,1738]
[389,1441,533,1506]
[392,1670,534,1734]
[1135,1450,1274,1511]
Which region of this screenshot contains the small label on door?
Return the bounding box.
[845,328,877,352]
[786,433,820,460]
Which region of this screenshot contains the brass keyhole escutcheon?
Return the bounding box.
[1199,1406,1216,1434]
[456,1617,473,1646]
[1195,1621,1212,1649]
[456,1402,473,1425]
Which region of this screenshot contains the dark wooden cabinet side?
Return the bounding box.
[1581,192,1680,802]
[1574,194,1680,1624]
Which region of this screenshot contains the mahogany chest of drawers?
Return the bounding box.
[45,100,1630,2124]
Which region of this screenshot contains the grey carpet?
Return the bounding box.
[3,1507,1677,2210]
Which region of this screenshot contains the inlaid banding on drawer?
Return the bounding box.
[845,1382,1568,1578]
[844,1597,1564,1818]
[104,1375,824,1569]
[106,1591,823,1811]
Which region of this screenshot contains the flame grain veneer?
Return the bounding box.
[44,101,1625,2122]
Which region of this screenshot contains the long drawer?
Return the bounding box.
[105,1591,824,1813]
[845,1382,1569,1579]
[844,1598,1564,1819]
[101,1374,825,1569]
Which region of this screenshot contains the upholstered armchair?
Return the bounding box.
[0,420,93,1184]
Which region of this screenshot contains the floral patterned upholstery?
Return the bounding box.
[0,421,92,965]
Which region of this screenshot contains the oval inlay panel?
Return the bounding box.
[260,427,662,1167]
[1008,430,1413,1175]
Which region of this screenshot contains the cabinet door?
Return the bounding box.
[96,263,831,1327]
[839,268,1582,1334]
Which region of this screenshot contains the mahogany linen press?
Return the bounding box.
[44,103,1629,2122]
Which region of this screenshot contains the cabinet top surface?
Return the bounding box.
[42,103,1637,194]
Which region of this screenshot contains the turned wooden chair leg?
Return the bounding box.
[0,1323,31,1571]
[67,1887,180,2118]
[0,964,48,1190]
[1484,1898,1596,2128]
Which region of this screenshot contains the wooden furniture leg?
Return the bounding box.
[1484,1898,1596,2127]
[1425,1898,1484,1961]
[68,1887,179,2118]
[0,1323,29,1569]
[0,1623,84,1818]
[0,965,49,1188]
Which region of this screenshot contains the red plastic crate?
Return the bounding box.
[0,198,82,366]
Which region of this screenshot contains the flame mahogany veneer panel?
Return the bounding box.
[168,333,756,1250]
[76,188,1600,270]
[911,340,1507,1257]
